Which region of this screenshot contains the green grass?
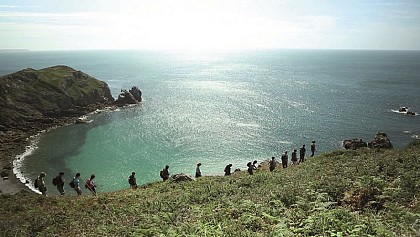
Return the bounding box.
[1,142,419,236]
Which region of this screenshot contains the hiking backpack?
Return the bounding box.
[34,178,39,188]
[52,177,59,186]
[128,175,135,185]
[69,179,75,188]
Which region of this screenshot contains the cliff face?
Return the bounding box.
[0,65,114,130]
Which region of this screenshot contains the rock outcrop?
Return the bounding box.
[368,132,393,149]
[343,138,368,150]
[343,132,393,150]
[115,86,142,106]
[171,173,194,182]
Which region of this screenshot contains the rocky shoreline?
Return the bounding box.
[0,66,142,195]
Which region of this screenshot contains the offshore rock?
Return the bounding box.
[129,86,142,102]
[115,86,142,106]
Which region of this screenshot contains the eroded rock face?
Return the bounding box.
[129,86,142,102]
[343,132,393,150]
[369,132,393,149]
[115,86,142,106]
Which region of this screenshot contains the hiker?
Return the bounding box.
[71,173,82,195]
[128,172,137,189]
[281,151,288,168]
[224,164,233,176]
[311,141,316,157]
[85,174,97,195]
[195,163,202,178]
[269,157,276,172]
[35,172,47,195]
[53,171,65,195]
[291,150,298,165]
[160,165,170,181]
[299,145,306,163]
[247,162,253,175]
[252,160,258,170]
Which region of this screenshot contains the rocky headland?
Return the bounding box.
[0,65,141,193]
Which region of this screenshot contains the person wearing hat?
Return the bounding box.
[195,163,202,178]
[36,172,47,195]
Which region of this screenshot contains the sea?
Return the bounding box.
[1,49,419,194]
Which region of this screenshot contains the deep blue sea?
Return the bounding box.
[1,49,419,194]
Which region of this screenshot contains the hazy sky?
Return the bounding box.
[1,0,420,51]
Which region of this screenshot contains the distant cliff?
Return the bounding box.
[0,65,114,130]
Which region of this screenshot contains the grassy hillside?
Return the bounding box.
[1,143,419,236]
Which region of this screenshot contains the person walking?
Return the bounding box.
[35,172,47,195]
[224,164,233,176]
[195,163,202,178]
[71,173,82,196]
[291,149,298,165]
[311,141,316,157]
[85,174,97,195]
[53,171,65,195]
[128,172,137,189]
[281,151,288,168]
[252,160,258,170]
[160,165,170,181]
[299,145,306,163]
[247,162,254,175]
[269,157,276,172]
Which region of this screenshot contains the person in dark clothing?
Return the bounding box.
[269,157,276,172]
[160,165,170,181]
[35,172,47,196]
[224,164,233,176]
[247,162,253,175]
[55,171,65,195]
[252,160,258,170]
[299,145,306,163]
[311,141,316,157]
[281,151,288,168]
[195,163,202,178]
[128,172,137,189]
[291,150,298,165]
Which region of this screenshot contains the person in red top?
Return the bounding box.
[85,174,97,195]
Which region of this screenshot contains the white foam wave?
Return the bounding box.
[12,134,42,194]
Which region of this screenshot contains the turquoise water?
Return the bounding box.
[2,50,420,194]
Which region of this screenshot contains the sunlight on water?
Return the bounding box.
[6,50,419,194]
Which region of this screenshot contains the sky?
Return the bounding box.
[0,0,420,51]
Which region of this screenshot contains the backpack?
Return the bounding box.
[69,179,75,188]
[34,178,39,188]
[52,177,59,186]
[128,175,135,185]
[160,170,165,178]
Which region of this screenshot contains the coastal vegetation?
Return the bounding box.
[1,142,419,236]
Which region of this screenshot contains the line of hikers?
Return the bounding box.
[34,141,316,195]
[34,172,97,196]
